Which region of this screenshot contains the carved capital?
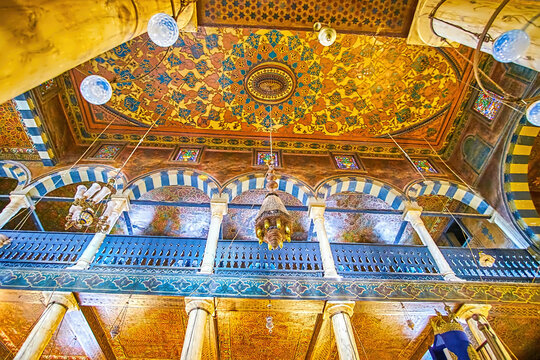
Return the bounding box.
[403,203,423,226]
[210,199,228,219]
[308,199,326,221]
[42,292,79,311]
[325,301,355,319]
[110,195,130,213]
[185,297,214,315]
[8,192,33,209]
[455,304,492,322]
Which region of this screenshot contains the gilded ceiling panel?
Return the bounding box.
[92,303,189,359]
[0,101,39,161]
[198,0,418,38]
[62,27,469,155]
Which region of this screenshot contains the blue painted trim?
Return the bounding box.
[393,221,408,245]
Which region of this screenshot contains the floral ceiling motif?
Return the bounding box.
[64,27,469,154]
[0,101,38,161]
[198,0,419,38]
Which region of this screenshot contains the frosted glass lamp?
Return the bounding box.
[492,30,530,63]
[148,13,179,47]
[80,75,112,105]
[527,100,540,126]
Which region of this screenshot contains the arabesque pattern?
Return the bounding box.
[70,27,462,149]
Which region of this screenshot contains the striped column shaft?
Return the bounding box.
[504,121,540,243]
[13,93,57,166]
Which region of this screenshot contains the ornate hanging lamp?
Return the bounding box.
[254,160,292,250]
[65,179,117,232]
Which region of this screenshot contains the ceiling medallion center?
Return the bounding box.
[245,62,296,104]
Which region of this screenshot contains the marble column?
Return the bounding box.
[489,210,529,249]
[0,193,33,229]
[325,302,360,360]
[200,195,228,274]
[404,207,461,282]
[308,200,340,279]
[456,304,512,360]
[14,293,77,360]
[407,0,539,71]
[180,297,214,360]
[69,196,129,270]
[0,0,199,103]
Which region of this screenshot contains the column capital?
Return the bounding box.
[185,297,214,315]
[9,192,33,208]
[308,199,326,220]
[403,204,423,224]
[455,304,492,322]
[42,292,79,311]
[325,301,355,319]
[110,195,130,213]
[210,195,228,217]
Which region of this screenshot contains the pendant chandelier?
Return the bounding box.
[254,160,292,250]
[65,179,117,232]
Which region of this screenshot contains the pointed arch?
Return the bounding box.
[504,116,540,243]
[221,172,315,205]
[0,161,31,189]
[316,176,407,210]
[406,179,493,215]
[124,168,220,200]
[25,165,127,197]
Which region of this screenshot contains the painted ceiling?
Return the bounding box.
[62,27,472,155]
[0,100,39,161]
[1,294,540,360]
[198,0,419,37]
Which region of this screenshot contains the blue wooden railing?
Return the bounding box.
[0,231,93,267]
[331,243,442,280]
[440,247,539,281]
[0,231,538,282]
[214,240,324,277]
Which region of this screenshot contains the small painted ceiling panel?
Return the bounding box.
[198,0,419,38]
[64,27,469,154]
[0,100,39,161]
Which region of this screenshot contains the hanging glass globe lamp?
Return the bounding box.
[492,29,530,63]
[527,100,540,127]
[80,75,112,105]
[147,13,179,47]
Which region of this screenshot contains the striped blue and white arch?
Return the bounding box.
[0,161,30,190]
[407,179,493,215]
[25,166,126,197]
[124,169,219,200]
[222,173,314,205]
[316,176,406,210]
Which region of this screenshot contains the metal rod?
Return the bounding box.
[0,195,492,219]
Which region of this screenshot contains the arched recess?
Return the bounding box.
[406,179,494,215]
[316,176,407,210]
[25,165,127,197]
[221,173,315,205]
[503,116,540,243]
[0,161,30,190]
[124,168,220,200]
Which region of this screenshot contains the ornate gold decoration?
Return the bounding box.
[0,234,11,248]
[65,179,117,232]
[430,307,464,335]
[245,62,296,105]
[478,251,496,267]
[254,161,292,250]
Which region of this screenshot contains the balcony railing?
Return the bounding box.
[0,231,92,267]
[332,243,442,280]
[440,247,539,282]
[0,231,537,282]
